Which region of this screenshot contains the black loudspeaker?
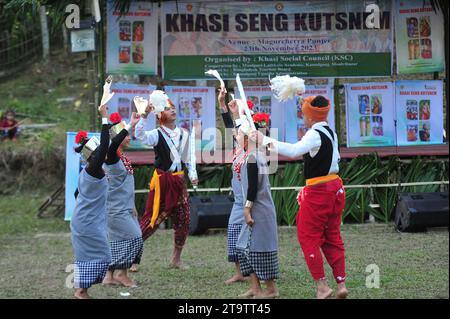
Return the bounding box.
[395,192,449,232]
[189,195,234,235]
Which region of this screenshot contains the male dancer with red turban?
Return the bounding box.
[251,95,347,299]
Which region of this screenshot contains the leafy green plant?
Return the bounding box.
[372,156,400,222]
[269,163,304,226]
[129,155,448,225]
[197,165,232,195]
[400,158,443,193]
[340,154,382,222]
[133,166,153,216]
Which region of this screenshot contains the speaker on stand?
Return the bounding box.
[189,194,234,235]
[394,192,449,232]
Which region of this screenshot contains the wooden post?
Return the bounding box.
[62,24,68,53]
[39,5,50,61]
[84,0,100,131]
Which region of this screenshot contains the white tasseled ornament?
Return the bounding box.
[149,90,169,114]
[205,69,225,89]
[270,75,306,102]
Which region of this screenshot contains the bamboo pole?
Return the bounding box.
[134,181,449,194]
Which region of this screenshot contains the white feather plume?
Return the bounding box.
[270,75,306,102]
[149,90,169,114]
[205,69,225,89]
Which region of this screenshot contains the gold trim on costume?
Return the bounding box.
[148,170,185,229]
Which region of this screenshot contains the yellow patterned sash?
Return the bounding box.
[149,170,185,228]
[306,174,340,186]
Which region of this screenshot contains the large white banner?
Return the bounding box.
[109,83,156,150]
[395,80,444,145]
[345,82,396,147]
[164,86,217,150]
[161,0,393,79]
[106,0,158,75]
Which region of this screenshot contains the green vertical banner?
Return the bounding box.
[161,0,393,79]
[395,0,445,74]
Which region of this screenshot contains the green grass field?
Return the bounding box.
[0,192,448,299]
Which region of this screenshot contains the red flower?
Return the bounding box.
[252,112,270,126]
[75,130,88,144]
[247,99,254,110]
[109,112,122,124]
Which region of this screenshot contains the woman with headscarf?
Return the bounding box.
[102,112,143,287]
[71,104,111,299]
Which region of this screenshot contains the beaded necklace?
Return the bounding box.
[118,151,134,175]
[232,148,249,181]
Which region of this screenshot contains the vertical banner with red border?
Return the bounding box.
[109,83,156,150]
[284,85,335,143]
[395,0,445,74]
[395,80,443,145]
[345,82,396,147]
[164,86,217,150]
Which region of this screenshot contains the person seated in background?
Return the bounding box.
[0,110,19,142]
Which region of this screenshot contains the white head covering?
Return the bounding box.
[149,90,169,114]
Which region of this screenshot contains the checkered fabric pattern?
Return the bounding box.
[227,223,243,262]
[237,250,280,280]
[74,261,109,288]
[133,240,143,265]
[108,236,144,270]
